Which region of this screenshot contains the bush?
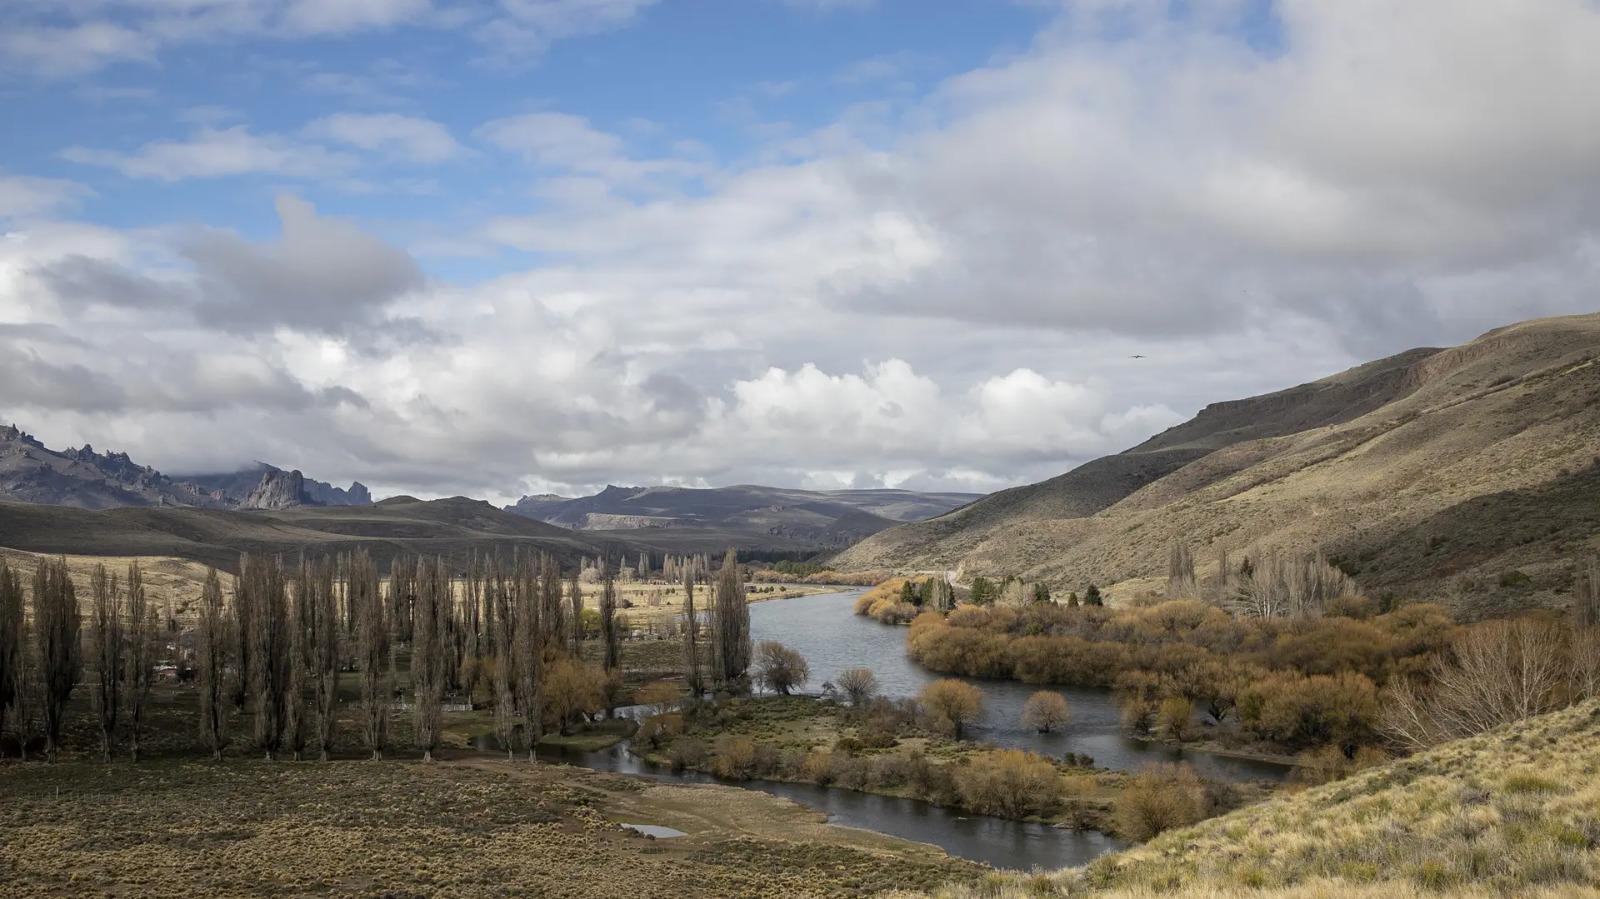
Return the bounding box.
[1022,690,1071,733]
[1113,763,1211,841]
[753,641,810,695]
[710,735,758,779]
[954,749,1065,818]
[837,667,879,706]
[1156,696,1194,742]
[667,737,708,772]
[919,679,984,738]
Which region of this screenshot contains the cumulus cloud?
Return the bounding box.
[304,113,465,164]
[62,126,359,181]
[0,174,91,222]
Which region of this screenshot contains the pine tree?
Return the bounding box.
[711,549,751,690]
[0,560,23,756]
[196,568,229,760]
[352,550,390,760]
[682,567,702,697]
[33,558,81,760]
[89,564,123,762]
[1084,584,1104,607]
[125,562,156,762]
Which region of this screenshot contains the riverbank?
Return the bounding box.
[633,694,1271,836]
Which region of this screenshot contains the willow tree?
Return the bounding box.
[710,549,750,691]
[0,560,23,755]
[196,568,229,760]
[125,563,157,762]
[33,557,81,760]
[308,555,340,761]
[352,550,390,760]
[681,567,702,697]
[412,557,449,761]
[89,564,123,762]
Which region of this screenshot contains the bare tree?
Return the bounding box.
[241,554,289,759]
[89,564,123,762]
[566,568,583,655]
[1211,547,1231,606]
[837,668,878,707]
[753,641,808,695]
[1233,549,1356,618]
[196,568,229,760]
[681,568,702,697]
[282,561,310,761]
[460,554,484,706]
[540,554,563,650]
[490,559,519,759]
[33,558,81,760]
[512,555,542,757]
[389,554,415,645]
[308,556,340,761]
[352,550,390,760]
[412,557,450,761]
[710,548,751,691]
[1575,556,1600,630]
[1166,541,1197,599]
[599,561,620,674]
[0,560,25,757]
[125,563,156,762]
[1380,618,1572,751]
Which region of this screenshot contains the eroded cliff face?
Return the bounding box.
[242,468,309,510]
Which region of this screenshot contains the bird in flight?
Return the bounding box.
[1130,354,1146,359]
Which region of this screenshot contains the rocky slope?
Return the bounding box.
[0,425,370,512]
[835,313,1600,612]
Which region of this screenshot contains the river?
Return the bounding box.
[523,587,1290,871]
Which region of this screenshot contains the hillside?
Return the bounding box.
[0,425,371,511]
[835,313,1600,611]
[909,699,1600,898]
[507,484,981,554]
[0,495,611,572]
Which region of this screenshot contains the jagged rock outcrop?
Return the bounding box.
[241,468,309,510]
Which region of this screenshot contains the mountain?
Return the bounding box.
[506,484,983,554]
[835,313,1600,613]
[0,495,613,573]
[181,461,372,507]
[0,426,371,512]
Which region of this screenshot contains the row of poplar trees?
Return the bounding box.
[0,546,756,763]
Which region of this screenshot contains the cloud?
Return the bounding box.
[476,112,702,187]
[0,175,91,221]
[0,22,154,78]
[305,113,465,163]
[61,126,358,181]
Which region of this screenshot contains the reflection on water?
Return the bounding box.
[750,588,1292,783]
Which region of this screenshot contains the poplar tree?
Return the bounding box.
[89,564,123,762]
[600,561,620,673]
[412,557,451,761]
[196,568,229,760]
[389,555,416,644]
[513,554,542,758]
[282,562,309,761]
[1167,541,1197,598]
[540,555,563,651]
[353,550,390,760]
[125,562,156,762]
[309,555,341,760]
[0,560,25,757]
[460,554,483,705]
[681,567,702,697]
[566,568,583,655]
[710,549,750,691]
[490,558,518,759]
[243,554,288,760]
[33,557,81,760]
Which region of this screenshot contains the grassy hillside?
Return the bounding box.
[837,314,1600,612]
[908,699,1600,899]
[0,495,613,573]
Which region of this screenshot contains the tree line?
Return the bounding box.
[0,546,757,763]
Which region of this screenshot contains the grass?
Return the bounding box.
[897,699,1600,898]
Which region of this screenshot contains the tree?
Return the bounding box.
[540,555,564,651]
[919,679,983,738]
[566,568,584,656]
[1113,763,1211,841]
[837,667,878,707]
[307,556,340,761]
[544,657,601,735]
[954,749,1064,818]
[1575,556,1600,630]
[636,679,680,716]
[282,562,310,762]
[89,564,124,762]
[1167,541,1197,598]
[1031,583,1052,604]
[125,562,156,762]
[711,549,751,690]
[460,554,484,705]
[1084,584,1104,607]
[242,554,289,759]
[513,555,543,757]
[33,557,81,760]
[599,561,620,675]
[1022,690,1070,733]
[0,560,23,756]
[490,559,519,758]
[1156,696,1194,742]
[352,550,390,760]
[969,576,995,605]
[195,568,229,761]
[412,557,449,762]
[682,567,703,697]
[754,641,809,695]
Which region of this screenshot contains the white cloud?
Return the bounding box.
[305,113,465,164]
[61,126,358,181]
[0,175,92,222]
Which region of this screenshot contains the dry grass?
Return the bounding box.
[901,699,1600,898]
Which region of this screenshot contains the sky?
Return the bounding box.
[1,0,1597,504]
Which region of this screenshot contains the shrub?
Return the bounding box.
[837,667,879,706]
[753,641,810,695]
[919,679,984,738]
[1113,763,1211,841]
[1022,690,1071,733]
[954,749,1064,818]
[1156,696,1195,742]
[710,735,758,779]
[667,737,708,772]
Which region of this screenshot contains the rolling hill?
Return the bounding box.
[908,698,1600,899]
[507,484,982,554]
[835,313,1600,612]
[0,495,611,573]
